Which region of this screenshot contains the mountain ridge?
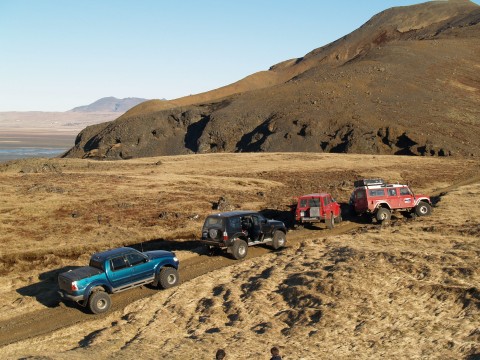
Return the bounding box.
[63,0,480,160]
[69,96,149,113]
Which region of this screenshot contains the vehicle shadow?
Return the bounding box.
[260,207,296,228]
[16,266,81,308]
[127,238,207,254]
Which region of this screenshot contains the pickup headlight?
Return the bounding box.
[173,257,179,262]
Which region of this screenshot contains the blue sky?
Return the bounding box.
[0,0,477,111]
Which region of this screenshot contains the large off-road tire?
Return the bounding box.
[272,231,286,250]
[415,201,432,216]
[231,239,248,260]
[326,213,334,229]
[376,207,391,222]
[334,214,343,224]
[88,291,111,314]
[159,267,180,289]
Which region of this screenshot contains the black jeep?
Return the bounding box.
[200,210,287,260]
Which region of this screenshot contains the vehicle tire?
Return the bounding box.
[415,201,432,216]
[272,231,286,250]
[334,214,343,224]
[88,291,111,314]
[376,207,391,222]
[231,239,248,260]
[159,267,180,289]
[326,213,334,229]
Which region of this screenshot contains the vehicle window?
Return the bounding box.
[89,259,104,270]
[300,199,307,207]
[205,216,223,227]
[308,198,320,207]
[252,215,260,226]
[126,252,146,266]
[388,189,397,196]
[369,189,385,197]
[323,197,330,206]
[400,188,411,196]
[228,216,241,230]
[110,256,128,271]
[355,190,366,199]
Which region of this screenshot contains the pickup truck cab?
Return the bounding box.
[58,247,179,314]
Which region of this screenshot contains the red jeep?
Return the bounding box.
[294,193,342,229]
[352,179,432,222]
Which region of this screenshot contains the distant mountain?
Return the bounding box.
[69,97,148,113]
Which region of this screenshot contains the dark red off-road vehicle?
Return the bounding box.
[352,179,432,223]
[294,193,342,229]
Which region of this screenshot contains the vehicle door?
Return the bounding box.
[108,255,134,289]
[309,197,321,219]
[296,197,308,220]
[398,186,415,208]
[126,251,153,282]
[387,188,400,208]
[354,188,367,212]
[319,196,329,219]
[251,214,266,241]
[327,195,340,217]
[254,213,274,240]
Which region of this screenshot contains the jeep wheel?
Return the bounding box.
[231,239,248,260]
[376,207,391,222]
[326,214,334,229]
[88,291,111,314]
[415,201,432,216]
[272,231,286,250]
[159,267,180,289]
[334,214,343,224]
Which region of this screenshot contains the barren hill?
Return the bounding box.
[64,0,480,160]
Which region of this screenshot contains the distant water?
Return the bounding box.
[0,148,68,163]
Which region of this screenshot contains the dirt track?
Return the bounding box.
[0,174,477,347]
[0,222,360,347]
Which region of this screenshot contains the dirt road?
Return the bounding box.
[1,175,478,348]
[0,222,360,347]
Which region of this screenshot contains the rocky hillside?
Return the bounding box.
[64,1,480,160]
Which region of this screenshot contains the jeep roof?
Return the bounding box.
[298,193,331,198]
[207,210,259,218]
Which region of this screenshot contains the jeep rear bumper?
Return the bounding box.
[200,239,227,248]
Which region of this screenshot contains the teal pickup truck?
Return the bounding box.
[58,247,180,314]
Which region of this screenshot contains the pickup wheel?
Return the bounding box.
[272,231,286,250]
[415,201,432,216]
[334,214,343,224]
[159,267,180,289]
[376,207,391,222]
[326,213,334,229]
[231,239,248,260]
[88,291,111,314]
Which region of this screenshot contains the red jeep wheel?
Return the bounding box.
[415,201,432,216]
[376,207,391,222]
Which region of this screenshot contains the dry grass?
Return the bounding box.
[0,153,479,359]
[1,176,478,359]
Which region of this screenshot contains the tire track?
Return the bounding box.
[0,176,478,347]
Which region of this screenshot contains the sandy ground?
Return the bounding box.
[0,153,478,359]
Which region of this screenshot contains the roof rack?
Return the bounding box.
[354,179,385,188]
